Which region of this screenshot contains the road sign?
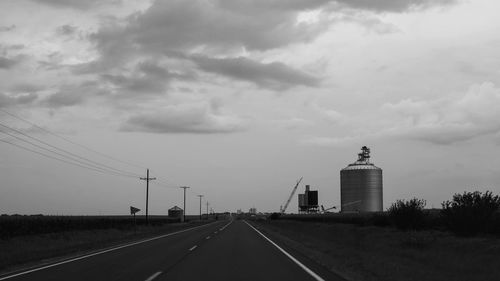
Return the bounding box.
[130,206,140,215]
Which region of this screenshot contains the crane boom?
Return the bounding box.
[281,177,303,214]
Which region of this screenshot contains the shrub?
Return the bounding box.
[268,213,281,220]
[441,191,500,236]
[388,198,427,230]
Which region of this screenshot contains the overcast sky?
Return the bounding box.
[1,0,500,215]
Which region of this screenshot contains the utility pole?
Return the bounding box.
[206,201,209,220]
[197,195,203,220]
[140,169,156,224]
[180,186,190,222]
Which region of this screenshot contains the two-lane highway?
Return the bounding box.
[1,220,344,281]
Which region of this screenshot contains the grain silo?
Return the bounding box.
[340,146,383,212]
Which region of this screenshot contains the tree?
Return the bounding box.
[388,198,427,230]
[441,191,500,236]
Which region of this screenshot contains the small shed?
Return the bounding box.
[168,206,183,219]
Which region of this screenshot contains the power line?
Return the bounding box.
[0,128,138,178]
[0,121,141,178]
[0,110,196,196]
[0,138,136,178]
[0,108,146,170]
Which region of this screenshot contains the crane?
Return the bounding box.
[321,205,336,213]
[280,177,303,214]
[320,200,362,213]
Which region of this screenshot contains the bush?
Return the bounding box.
[441,191,500,236]
[388,198,427,230]
[268,213,281,220]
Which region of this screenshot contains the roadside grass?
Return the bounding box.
[0,221,210,274]
[254,220,500,281]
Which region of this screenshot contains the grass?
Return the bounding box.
[253,220,500,281]
[0,219,211,274]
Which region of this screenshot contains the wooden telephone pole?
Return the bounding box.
[180,186,190,222]
[140,169,156,224]
[197,195,203,220]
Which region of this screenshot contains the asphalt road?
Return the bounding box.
[1,220,344,281]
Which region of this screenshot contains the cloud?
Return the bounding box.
[98,60,194,97]
[190,55,319,89]
[56,25,77,36]
[333,0,459,13]
[381,82,500,144]
[0,25,16,32]
[43,91,84,108]
[273,118,312,130]
[29,0,115,10]
[0,92,38,108]
[300,135,358,146]
[41,81,106,108]
[311,104,344,124]
[0,57,21,69]
[89,0,333,65]
[121,102,246,134]
[302,82,500,146]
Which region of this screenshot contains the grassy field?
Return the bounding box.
[253,219,500,281]
[0,216,213,274]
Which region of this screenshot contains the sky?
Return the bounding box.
[1,0,500,215]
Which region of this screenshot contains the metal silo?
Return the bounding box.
[340,146,383,212]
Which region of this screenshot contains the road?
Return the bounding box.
[1,220,344,281]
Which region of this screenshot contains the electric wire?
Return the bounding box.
[0,108,146,170]
[0,121,142,178]
[0,129,138,178]
[0,110,196,192]
[0,138,136,178]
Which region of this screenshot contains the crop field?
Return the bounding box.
[0,215,181,239]
[0,215,210,272]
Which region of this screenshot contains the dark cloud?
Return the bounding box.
[56,25,77,36]
[190,55,319,89]
[90,0,330,61]
[30,0,117,10]
[41,81,106,108]
[0,25,16,32]
[85,0,455,92]
[0,56,21,69]
[0,44,24,52]
[333,0,459,12]
[99,60,194,96]
[0,92,38,108]
[121,103,245,134]
[9,83,45,93]
[43,91,84,107]
[101,73,167,96]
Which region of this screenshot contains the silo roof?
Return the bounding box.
[342,164,381,170]
[342,161,382,171]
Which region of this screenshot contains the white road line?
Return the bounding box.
[219,220,233,231]
[243,220,326,281]
[206,236,210,239]
[0,222,220,281]
[189,245,197,251]
[144,271,162,281]
[214,231,218,234]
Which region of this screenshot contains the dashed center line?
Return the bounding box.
[144,271,162,281]
[206,236,211,239]
[189,245,197,251]
[219,220,233,231]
